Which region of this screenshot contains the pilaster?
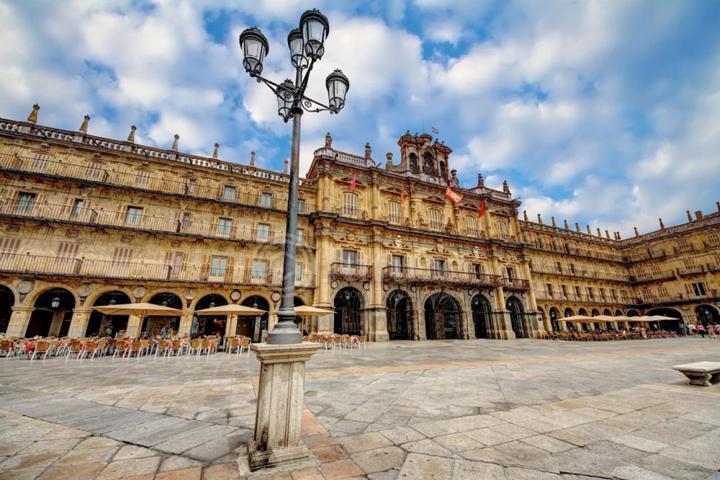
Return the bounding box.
[6,306,34,337]
[178,312,194,336]
[126,314,142,338]
[67,307,93,338]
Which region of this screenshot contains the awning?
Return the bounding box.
[194,304,266,316]
[94,302,182,317]
[294,305,334,317]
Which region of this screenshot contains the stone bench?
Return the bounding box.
[673,362,720,386]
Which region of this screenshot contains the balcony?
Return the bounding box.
[534,291,629,305]
[0,253,315,288]
[503,278,531,290]
[382,266,501,288]
[0,200,314,248]
[0,152,318,213]
[330,263,373,281]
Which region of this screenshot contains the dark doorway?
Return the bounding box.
[387,290,412,340]
[549,308,560,332]
[144,293,182,336]
[695,305,719,327]
[241,295,270,342]
[27,288,75,337]
[471,294,492,338]
[424,293,462,340]
[334,287,363,335]
[0,285,14,334]
[506,296,526,338]
[88,291,132,337]
[194,294,228,338]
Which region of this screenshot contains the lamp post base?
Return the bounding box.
[247,342,320,471]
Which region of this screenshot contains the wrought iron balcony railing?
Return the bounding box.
[0,253,315,288]
[330,263,373,281]
[382,266,501,288]
[0,199,314,247]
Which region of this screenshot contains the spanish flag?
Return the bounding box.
[478,199,487,217]
[445,186,462,205]
[349,172,357,192]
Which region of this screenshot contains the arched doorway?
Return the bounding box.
[646,307,683,331]
[87,291,132,337]
[0,285,14,334]
[334,287,363,335]
[27,288,75,338]
[506,296,527,338]
[424,292,462,340]
[144,293,182,336]
[603,309,612,316]
[564,308,575,330]
[241,295,270,342]
[472,294,492,338]
[387,290,412,340]
[549,308,560,332]
[696,305,719,327]
[194,294,228,338]
[627,309,639,317]
[614,309,622,316]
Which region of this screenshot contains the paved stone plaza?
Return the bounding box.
[1,338,719,480]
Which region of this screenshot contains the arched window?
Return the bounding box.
[422,152,435,175]
[409,152,419,173]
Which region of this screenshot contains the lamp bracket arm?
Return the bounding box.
[298,94,334,114]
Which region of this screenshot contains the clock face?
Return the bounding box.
[230,290,241,301]
[271,291,281,302]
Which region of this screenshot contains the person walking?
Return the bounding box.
[697,323,706,338]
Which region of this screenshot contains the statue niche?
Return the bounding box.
[422,152,436,175]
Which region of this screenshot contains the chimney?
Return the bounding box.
[78,115,90,133]
[212,143,219,159]
[27,104,40,124]
[634,226,639,237]
[659,218,665,229]
[284,160,289,173]
[537,213,543,224]
[364,142,372,160]
[695,210,703,220]
[575,222,580,232]
[564,219,569,230]
[686,210,692,222]
[551,216,557,227]
[171,134,179,151]
[250,151,256,167]
[523,210,528,221]
[127,125,136,143]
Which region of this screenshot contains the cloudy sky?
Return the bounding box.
[1,0,718,236]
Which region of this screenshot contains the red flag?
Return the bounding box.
[349,172,357,192]
[478,199,486,217]
[445,186,462,205]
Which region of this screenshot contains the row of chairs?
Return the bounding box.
[306,334,367,350]
[2,338,113,360]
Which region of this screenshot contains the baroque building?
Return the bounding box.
[0,108,718,341]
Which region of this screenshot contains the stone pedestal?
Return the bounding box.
[366,307,389,342]
[248,342,320,471]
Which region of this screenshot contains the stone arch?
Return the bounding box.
[626,309,639,317]
[334,287,364,335]
[603,309,612,316]
[24,283,80,306]
[27,287,76,337]
[386,289,413,340]
[0,284,16,334]
[563,307,575,317]
[591,308,600,317]
[142,292,183,336]
[646,307,684,332]
[578,308,588,316]
[424,292,462,340]
[144,288,185,307]
[240,295,271,341]
[471,293,492,339]
[695,304,719,326]
[85,286,134,307]
[87,290,133,337]
[194,294,229,338]
[614,309,623,316]
[506,296,528,338]
[549,307,560,332]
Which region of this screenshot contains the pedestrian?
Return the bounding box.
[714,324,720,337]
[697,324,706,338]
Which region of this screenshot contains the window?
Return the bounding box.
[556,261,562,273]
[569,264,576,274]
[296,228,305,245]
[172,252,184,275]
[575,286,581,298]
[600,288,606,300]
[295,263,303,285]
[429,209,443,230]
[257,223,271,242]
[216,217,233,236]
[137,170,150,186]
[186,179,197,194]
[112,247,132,264]
[546,284,554,297]
[181,212,191,229]
[472,263,484,279]
[466,216,478,236]
[391,255,405,274]
[222,185,236,201]
[259,192,273,208]
[298,199,306,213]
[124,206,143,225]
[70,199,84,219]
[587,287,594,299]
[611,289,617,300]
[506,267,514,281]
[433,259,446,276]
[252,259,267,280]
[210,256,227,277]
[343,192,358,216]
[388,201,401,223]
[85,161,103,179]
[561,285,568,297]
[32,152,50,170]
[342,250,358,266]
[15,192,37,214]
[692,282,707,296]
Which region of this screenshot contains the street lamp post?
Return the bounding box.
[238,10,349,470]
[239,9,349,345]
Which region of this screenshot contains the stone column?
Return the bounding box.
[314,230,332,308]
[368,234,389,342]
[48,309,66,337]
[226,314,238,337]
[126,314,142,338]
[6,306,33,337]
[178,312,194,337]
[67,307,93,338]
[248,342,320,470]
[316,313,334,335]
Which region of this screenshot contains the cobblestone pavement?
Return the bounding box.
[1,338,719,479]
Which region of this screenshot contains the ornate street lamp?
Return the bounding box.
[239,10,349,345]
[51,295,61,309]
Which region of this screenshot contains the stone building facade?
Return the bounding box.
[0,110,718,340]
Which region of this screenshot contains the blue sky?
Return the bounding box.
[1,0,719,236]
